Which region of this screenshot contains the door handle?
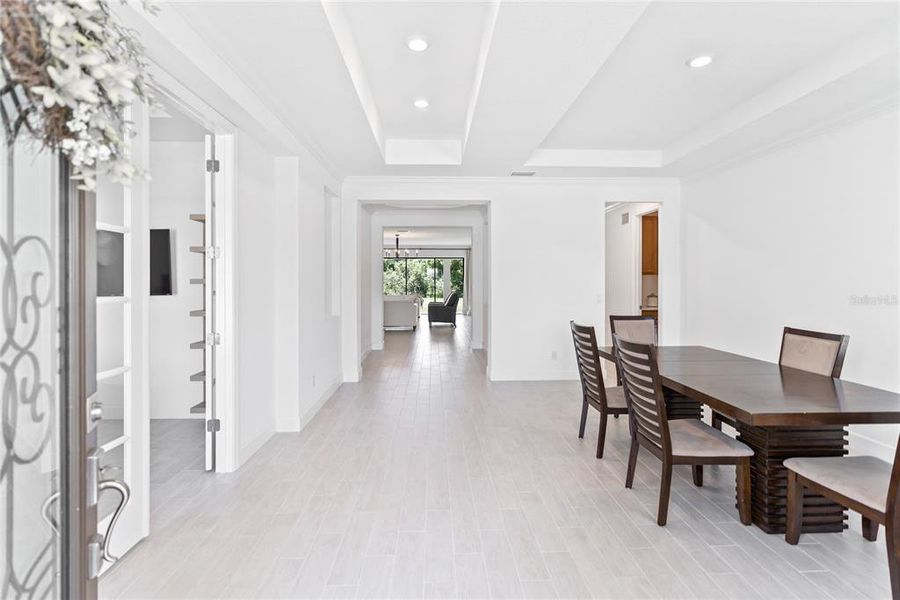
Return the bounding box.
[98,478,131,563]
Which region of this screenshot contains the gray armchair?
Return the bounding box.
[428,292,460,327]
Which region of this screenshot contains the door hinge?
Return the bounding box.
[206,159,220,173]
[206,246,221,259]
[206,332,221,346]
[207,419,221,433]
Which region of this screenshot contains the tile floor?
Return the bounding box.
[100,317,892,599]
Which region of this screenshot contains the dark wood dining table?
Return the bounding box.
[597,345,900,534]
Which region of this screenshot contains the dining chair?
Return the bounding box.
[712,327,850,430]
[613,334,753,526]
[784,436,900,597]
[570,321,628,458]
[608,315,657,385]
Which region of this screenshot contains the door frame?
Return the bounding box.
[139,70,239,485]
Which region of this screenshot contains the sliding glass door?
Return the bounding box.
[383,257,465,313]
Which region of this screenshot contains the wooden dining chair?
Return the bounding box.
[570,321,628,458]
[613,335,753,526]
[712,326,850,430]
[784,436,900,597]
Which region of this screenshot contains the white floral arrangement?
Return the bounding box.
[0,0,155,190]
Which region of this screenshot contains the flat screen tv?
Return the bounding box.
[150,229,173,296]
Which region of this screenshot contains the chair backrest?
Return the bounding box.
[779,327,849,378]
[609,315,657,344]
[609,315,658,384]
[444,292,460,308]
[570,322,611,411]
[612,335,669,456]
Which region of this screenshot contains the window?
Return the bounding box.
[384,256,464,313]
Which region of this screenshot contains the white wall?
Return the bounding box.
[681,109,900,459]
[234,134,278,462]
[148,141,206,419]
[341,178,681,382]
[272,153,343,435]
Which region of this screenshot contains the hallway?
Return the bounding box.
[101,319,890,599]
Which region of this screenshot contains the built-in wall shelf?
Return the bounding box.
[189,212,208,419]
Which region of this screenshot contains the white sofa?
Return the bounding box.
[384,295,420,330]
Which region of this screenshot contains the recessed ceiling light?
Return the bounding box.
[408,38,428,52]
[413,98,429,109]
[687,55,713,69]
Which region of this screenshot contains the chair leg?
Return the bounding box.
[578,402,588,439]
[785,469,803,544]
[887,522,900,599]
[625,438,639,489]
[692,465,703,487]
[736,457,751,526]
[657,461,673,526]
[596,413,608,459]
[862,516,879,542]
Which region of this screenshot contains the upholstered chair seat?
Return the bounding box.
[669,419,755,459]
[605,386,627,409]
[784,455,892,513]
[784,436,900,596]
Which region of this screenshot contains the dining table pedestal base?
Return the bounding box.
[736,423,849,534]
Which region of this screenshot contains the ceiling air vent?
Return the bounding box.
[510,171,535,177]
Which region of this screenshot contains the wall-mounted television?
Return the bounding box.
[150,229,173,296]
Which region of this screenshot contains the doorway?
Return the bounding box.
[604,201,661,343]
[145,97,213,484]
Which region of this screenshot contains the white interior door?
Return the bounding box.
[203,135,224,471]
[93,104,150,564]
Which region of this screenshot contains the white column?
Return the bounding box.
[442,259,451,301]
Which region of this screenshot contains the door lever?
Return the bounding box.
[98,478,131,563]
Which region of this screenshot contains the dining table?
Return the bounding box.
[597,344,900,534]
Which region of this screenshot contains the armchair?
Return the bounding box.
[428,292,460,327]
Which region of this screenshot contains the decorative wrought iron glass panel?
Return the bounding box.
[0,88,63,596]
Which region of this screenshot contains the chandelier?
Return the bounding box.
[384,233,420,258]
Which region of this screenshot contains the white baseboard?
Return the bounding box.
[300,375,342,429]
[848,430,897,461]
[239,429,274,466]
[276,416,301,432]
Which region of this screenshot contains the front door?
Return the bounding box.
[0,107,69,598]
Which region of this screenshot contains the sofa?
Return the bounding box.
[383,295,420,330]
[428,292,460,327]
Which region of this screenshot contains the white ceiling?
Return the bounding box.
[150,94,210,142]
[383,227,473,249]
[159,0,898,178]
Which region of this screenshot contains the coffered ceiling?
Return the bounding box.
[146,1,898,178]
